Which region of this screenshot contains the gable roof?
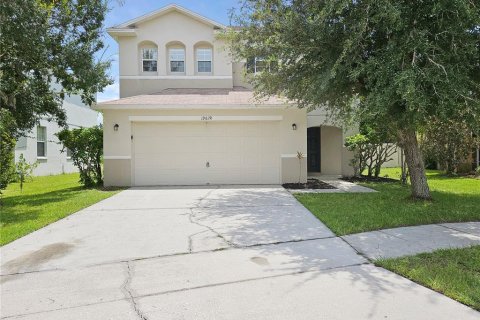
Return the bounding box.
[111,4,226,30]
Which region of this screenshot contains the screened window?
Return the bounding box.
[196,48,212,73]
[169,48,185,73]
[37,126,46,157]
[66,148,72,158]
[142,48,158,72]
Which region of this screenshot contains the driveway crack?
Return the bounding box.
[188,208,238,248]
[122,261,148,320]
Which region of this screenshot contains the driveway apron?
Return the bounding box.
[1,186,478,319]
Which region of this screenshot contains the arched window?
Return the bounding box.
[194,42,213,74]
[166,41,186,74]
[138,41,158,73]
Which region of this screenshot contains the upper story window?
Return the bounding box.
[169,48,185,73]
[142,48,158,72]
[196,48,212,73]
[37,126,47,157]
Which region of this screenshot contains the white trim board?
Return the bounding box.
[96,104,290,110]
[104,156,131,160]
[128,115,283,122]
[120,75,232,80]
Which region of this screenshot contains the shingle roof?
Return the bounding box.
[98,87,290,108]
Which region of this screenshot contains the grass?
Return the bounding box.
[296,168,480,235]
[376,246,480,311]
[0,173,122,246]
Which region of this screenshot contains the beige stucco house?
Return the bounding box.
[97,4,354,186]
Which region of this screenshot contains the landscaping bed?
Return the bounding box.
[341,175,398,183]
[283,178,337,190]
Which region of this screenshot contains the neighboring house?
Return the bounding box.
[98,4,355,186]
[15,92,99,176]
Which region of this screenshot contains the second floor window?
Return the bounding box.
[196,48,212,73]
[142,48,157,72]
[169,48,185,73]
[37,126,46,157]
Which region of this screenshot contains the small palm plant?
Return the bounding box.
[296,151,305,184]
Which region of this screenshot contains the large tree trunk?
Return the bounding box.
[398,129,432,200]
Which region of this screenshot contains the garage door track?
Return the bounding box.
[1,186,478,319]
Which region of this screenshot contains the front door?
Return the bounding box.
[307,127,321,172]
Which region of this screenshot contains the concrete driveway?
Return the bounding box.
[1,186,478,319]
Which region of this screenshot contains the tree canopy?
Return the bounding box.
[0,0,112,136]
[224,0,480,199]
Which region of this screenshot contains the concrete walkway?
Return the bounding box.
[343,222,480,260]
[1,186,478,319]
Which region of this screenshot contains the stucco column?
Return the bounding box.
[185,45,194,75]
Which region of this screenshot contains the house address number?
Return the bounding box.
[201,115,213,121]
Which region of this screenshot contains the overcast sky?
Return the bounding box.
[96,0,239,102]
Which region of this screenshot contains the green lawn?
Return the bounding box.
[296,168,480,235]
[0,173,122,246]
[376,246,480,311]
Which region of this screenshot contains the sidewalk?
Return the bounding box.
[343,222,480,260]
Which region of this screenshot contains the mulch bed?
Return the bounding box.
[282,178,337,190]
[341,175,398,183]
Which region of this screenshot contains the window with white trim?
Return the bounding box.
[246,57,279,74]
[142,48,158,72]
[37,126,47,157]
[196,48,212,73]
[169,48,185,73]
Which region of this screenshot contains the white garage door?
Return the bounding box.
[132,121,281,185]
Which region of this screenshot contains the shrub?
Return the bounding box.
[57,126,103,187]
[15,154,38,191]
[421,118,479,175]
[345,133,397,178]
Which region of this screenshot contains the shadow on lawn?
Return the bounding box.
[0,186,85,226]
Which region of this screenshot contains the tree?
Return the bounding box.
[57,126,103,187]
[224,0,480,200]
[0,110,16,195]
[422,117,480,174]
[0,0,112,137]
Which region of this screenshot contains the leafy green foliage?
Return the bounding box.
[0,110,16,194]
[57,126,103,187]
[345,129,397,177]
[421,117,480,174]
[0,0,112,137]
[15,154,38,192]
[224,0,480,199]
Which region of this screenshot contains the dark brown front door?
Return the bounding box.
[307,127,321,172]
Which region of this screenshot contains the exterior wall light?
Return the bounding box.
[113,123,119,131]
[292,123,297,131]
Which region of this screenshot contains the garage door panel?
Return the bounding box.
[133,121,281,185]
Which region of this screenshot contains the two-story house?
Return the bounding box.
[98,4,354,186]
[15,88,99,176]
